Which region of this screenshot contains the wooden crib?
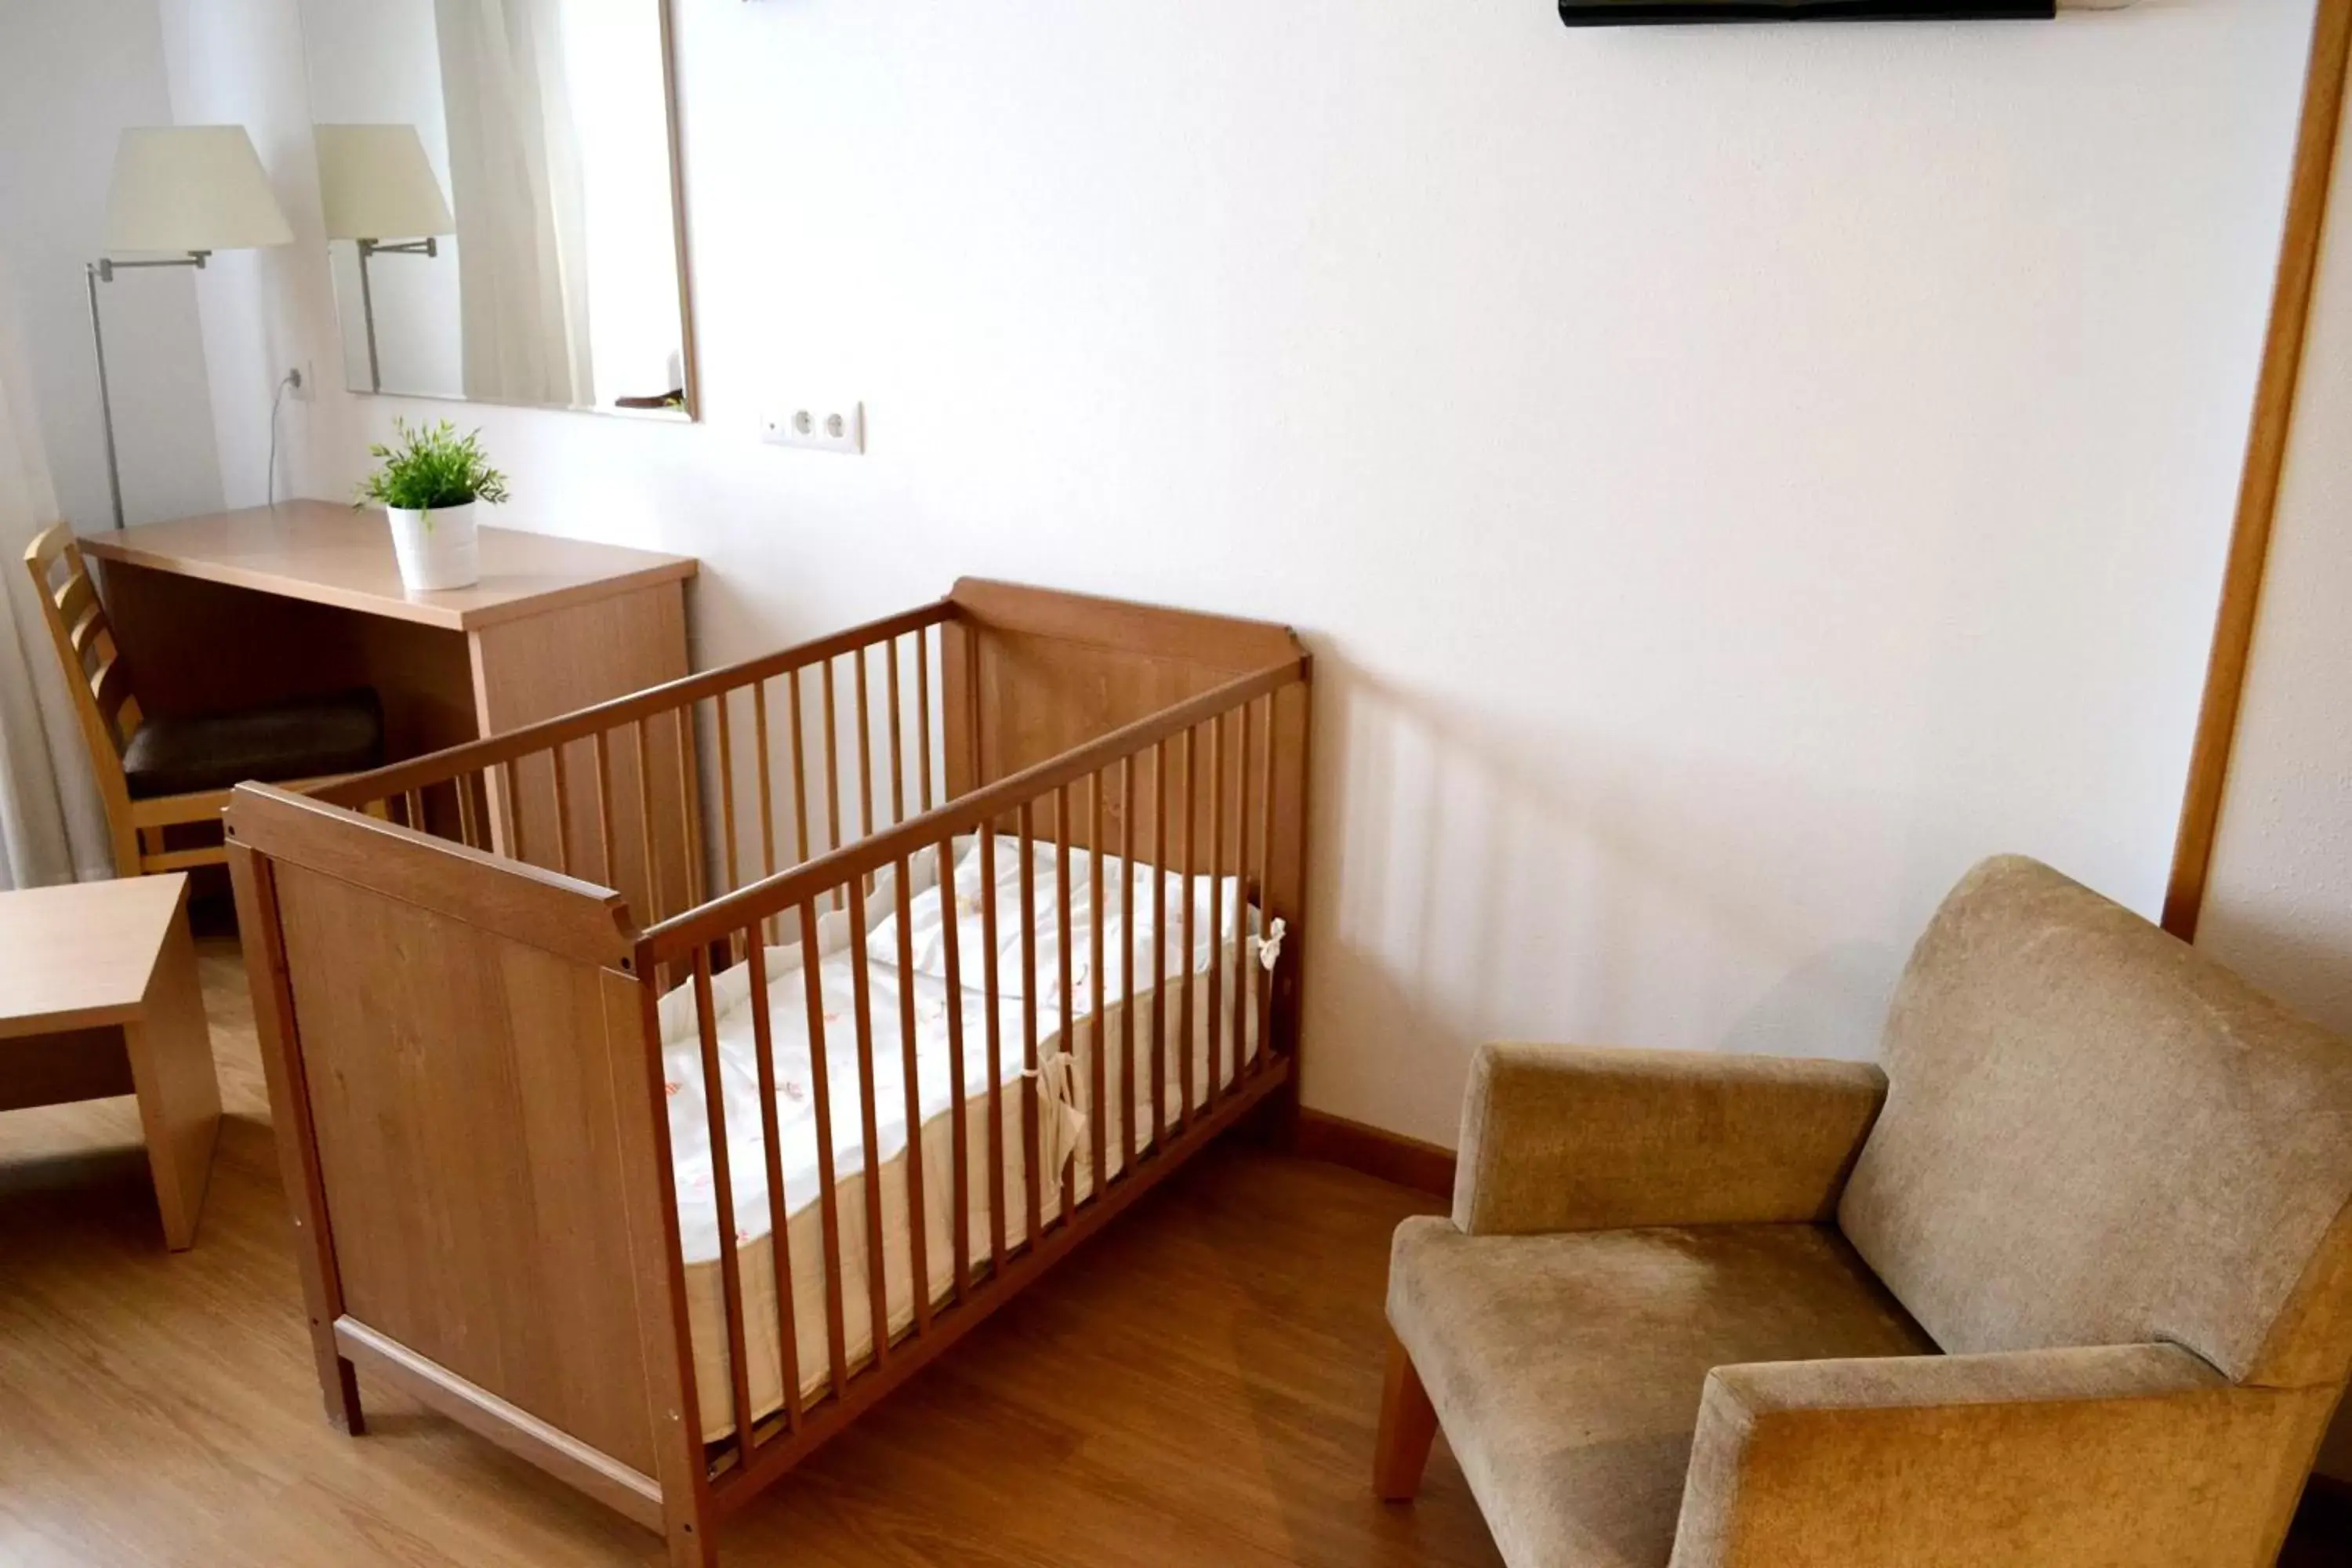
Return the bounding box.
[224,579,1312,1565]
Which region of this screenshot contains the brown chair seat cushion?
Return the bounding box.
[1387,1216,1934,1568]
[122,688,384,798]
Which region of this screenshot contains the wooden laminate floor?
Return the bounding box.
[3,926,2343,1566]
[0,927,1500,1567]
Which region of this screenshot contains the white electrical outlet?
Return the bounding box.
[761,401,863,456]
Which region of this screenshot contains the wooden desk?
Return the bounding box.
[80,502,697,898]
[0,874,219,1249]
[82,500,695,757]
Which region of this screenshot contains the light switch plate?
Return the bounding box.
[761,401,864,456]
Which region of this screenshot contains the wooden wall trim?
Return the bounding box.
[2165,0,2352,941]
[1294,1109,1457,1201]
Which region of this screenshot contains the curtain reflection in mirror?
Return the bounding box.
[435,0,593,407]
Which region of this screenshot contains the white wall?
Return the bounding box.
[0,0,225,529]
[2196,80,2352,1487]
[172,0,2310,1146]
[2200,48,2352,1065]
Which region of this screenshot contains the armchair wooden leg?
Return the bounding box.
[1374,1329,1438,1502]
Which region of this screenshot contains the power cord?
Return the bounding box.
[267,366,303,509]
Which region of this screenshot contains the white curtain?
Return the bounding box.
[0,254,111,889]
[435,0,596,407]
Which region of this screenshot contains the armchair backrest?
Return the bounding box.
[1838,855,2352,1388]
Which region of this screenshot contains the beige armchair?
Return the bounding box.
[1376,856,2352,1567]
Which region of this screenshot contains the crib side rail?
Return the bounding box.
[314,598,961,933]
[641,657,1304,960]
[226,780,711,1559]
[638,649,1312,1507]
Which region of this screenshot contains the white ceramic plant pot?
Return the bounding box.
[386,500,480,591]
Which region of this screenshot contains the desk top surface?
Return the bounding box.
[77,501,697,633]
[0,873,188,1037]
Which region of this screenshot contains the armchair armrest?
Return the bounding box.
[1451,1043,1886,1236]
[1669,1345,2328,1568]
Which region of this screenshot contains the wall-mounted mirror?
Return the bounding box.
[299,0,694,418]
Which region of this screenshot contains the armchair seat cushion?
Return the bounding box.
[1388,1215,1933,1568]
[122,688,383,798]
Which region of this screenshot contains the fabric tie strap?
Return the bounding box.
[1258,916,1287,974]
[1025,1048,1087,1196]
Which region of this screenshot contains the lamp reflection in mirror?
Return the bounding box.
[89,126,293,528]
[315,125,456,394]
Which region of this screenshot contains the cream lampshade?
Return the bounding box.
[311,125,455,395]
[103,125,294,253]
[314,125,454,241]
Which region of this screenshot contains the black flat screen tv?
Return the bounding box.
[1561,0,2053,22]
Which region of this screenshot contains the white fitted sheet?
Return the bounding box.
[655,837,1271,1443]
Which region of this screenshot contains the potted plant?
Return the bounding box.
[355,418,510,591]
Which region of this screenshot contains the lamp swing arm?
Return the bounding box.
[353,237,439,395]
[84,249,212,532]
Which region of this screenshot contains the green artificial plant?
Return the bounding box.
[354,418,511,516]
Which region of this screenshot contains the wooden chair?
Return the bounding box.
[22,523,385,877]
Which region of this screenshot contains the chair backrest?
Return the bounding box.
[1839,855,2352,1389]
[21,524,141,869]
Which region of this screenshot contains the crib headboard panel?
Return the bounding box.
[227,784,688,1529]
[943,578,1313,1049]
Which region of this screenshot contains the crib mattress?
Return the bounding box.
[655,838,1272,1443]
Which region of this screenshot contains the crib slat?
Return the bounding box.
[744,941,803,1432]
[1120,755,1138,1175]
[691,950,758,1454]
[1178,725,1197,1134]
[978,823,1007,1276]
[1088,770,1107,1202]
[456,769,481,849]
[634,721,664,920]
[496,762,524,862]
[892,856,931,1334]
[854,648,876,848]
[1207,712,1227,1105]
[593,728,618,891]
[937,837,971,1303]
[402,787,424,837]
[1018,801,1041,1247]
[797,899,849,1399]
[753,681,779,945]
[549,747,573,877]
[844,880,891,1370]
[1151,741,1167,1156]
[916,626,935,814]
[677,704,704,911]
[822,659,843,909]
[886,636,906,829]
[1230,701,1253,1080]
[788,668,812,869]
[1055,783,1076,1225]
[717,689,740,897]
[1254,695,1277,1069]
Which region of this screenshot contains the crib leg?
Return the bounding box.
[229,841,365,1438]
[1374,1330,1437,1502]
[321,1348,365,1435]
[663,1504,719,1567]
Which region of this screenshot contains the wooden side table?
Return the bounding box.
[0,873,220,1249]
